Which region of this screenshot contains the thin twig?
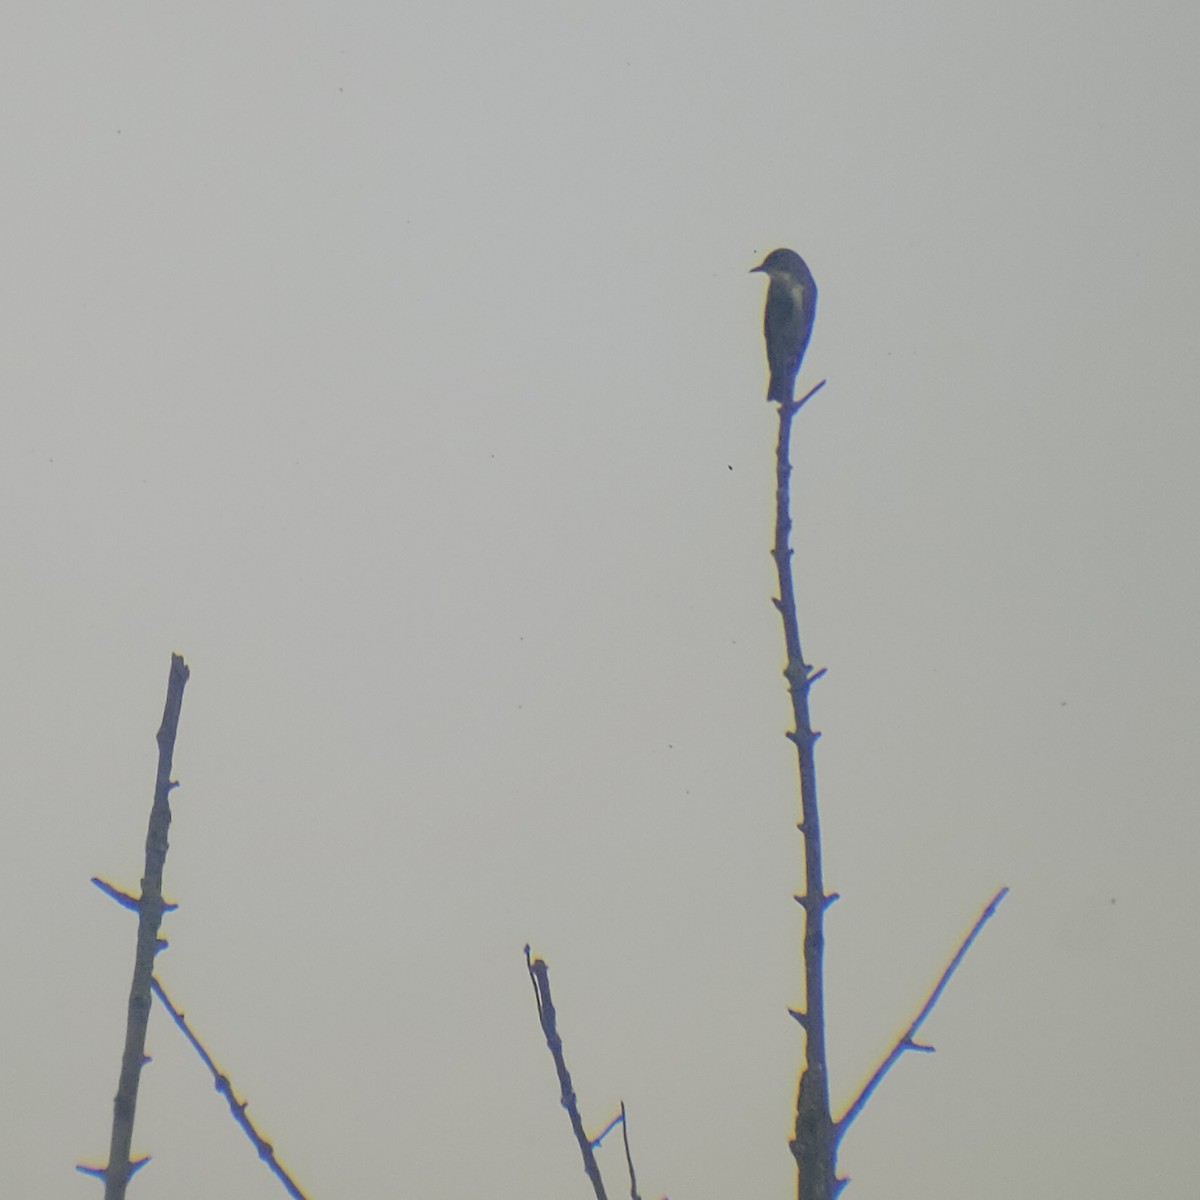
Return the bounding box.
[620,1101,642,1200]
[525,947,608,1200]
[835,886,1009,1142]
[151,977,309,1199]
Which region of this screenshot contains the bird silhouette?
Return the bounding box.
[751,248,817,403]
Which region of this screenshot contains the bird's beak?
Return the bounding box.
[749,264,764,274]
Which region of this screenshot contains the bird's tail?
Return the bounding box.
[767,372,794,403]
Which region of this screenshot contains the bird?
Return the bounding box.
[750,248,817,403]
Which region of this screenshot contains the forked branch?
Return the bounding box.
[772,386,1005,1198]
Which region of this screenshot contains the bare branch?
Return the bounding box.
[151,978,309,1199]
[835,886,1009,1142]
[772,383,840,1200]
[525,947,608,1200]
[102,653,190,1200]
[620,1102,642,1200]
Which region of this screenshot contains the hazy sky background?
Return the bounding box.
[1,3,1197,1198]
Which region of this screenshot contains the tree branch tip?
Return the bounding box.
[824,892,841,908]
[806,666,828,687]
[910,1041,935,1054]
[788,1008,809,1028]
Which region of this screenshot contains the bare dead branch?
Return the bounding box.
[525,946,608,1200]
[619,1101,642,1200]
[102,653,190,1200]
[151,977,309,1199]
[771,382,840,1200]
[835,886,1010,1143]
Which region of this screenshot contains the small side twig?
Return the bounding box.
[835,886,1009,1142]
[525,946,608,1200]
[151,977,308,1199]
[619,1101,642,1200]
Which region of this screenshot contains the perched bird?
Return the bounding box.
[750,248,817,403]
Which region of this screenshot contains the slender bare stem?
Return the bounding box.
[619,1101,642,1200]
[151,977,309,1198]
[525,947,608,1200]
[103,653,190,1200]
[770,384,840,1200]
[835,886,1009,1142]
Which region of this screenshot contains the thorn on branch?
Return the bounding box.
[788,1009,809,1028]
[785,729,820,749]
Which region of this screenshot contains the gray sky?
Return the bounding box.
[2,2,1197,1197]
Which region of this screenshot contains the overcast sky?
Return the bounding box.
[2,3,1198,1198]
